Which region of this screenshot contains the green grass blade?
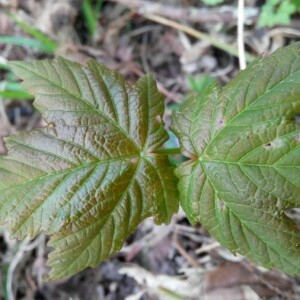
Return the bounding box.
[0,90,33,99]
[0,81,33,100]
[10,15,57,53]
[0,36,54,53]
[82,0,103,36]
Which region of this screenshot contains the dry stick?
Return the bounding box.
[109,0,257,61]
[269,27,300,38]
[109,0,257,24]
[238,0,246,69]
[6,238,31,300]
[0,82,11,129]
[143,14,256,63]
[173,229,200,269]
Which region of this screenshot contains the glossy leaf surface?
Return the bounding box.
[172,43,300,276]
[0,58,178,279]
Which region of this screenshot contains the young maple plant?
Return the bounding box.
[1,42,300,280]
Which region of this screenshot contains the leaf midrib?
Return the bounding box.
[13,62,141,152]
[199,161,300,272]
[50,156,146,279]
[0,155,139,192]
[200,158,297,168]
[202,64,300,156]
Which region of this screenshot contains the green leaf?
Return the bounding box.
[0,57,179,279]
[187,74,217,94]
[172,43,300,276]
[258,0,298,27]
[201,0,224,6]
[82,0,103,37]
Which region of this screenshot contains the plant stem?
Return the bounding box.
[152,147,181,155]
[238,0,246,69]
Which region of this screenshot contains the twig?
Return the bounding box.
[122,223,174,256]
[0,81,11,129]
[173,229,199,269]
[238,0,246,70]
[269,27,300,38]
[108,0,258,25]
[195,241,220,254]
[6,238,31,300]
[241,261,290,298]
[143,14,256,62]
[109,0,257,61]
[35,234,46,289]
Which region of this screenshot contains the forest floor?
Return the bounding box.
[0,0,300,299]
